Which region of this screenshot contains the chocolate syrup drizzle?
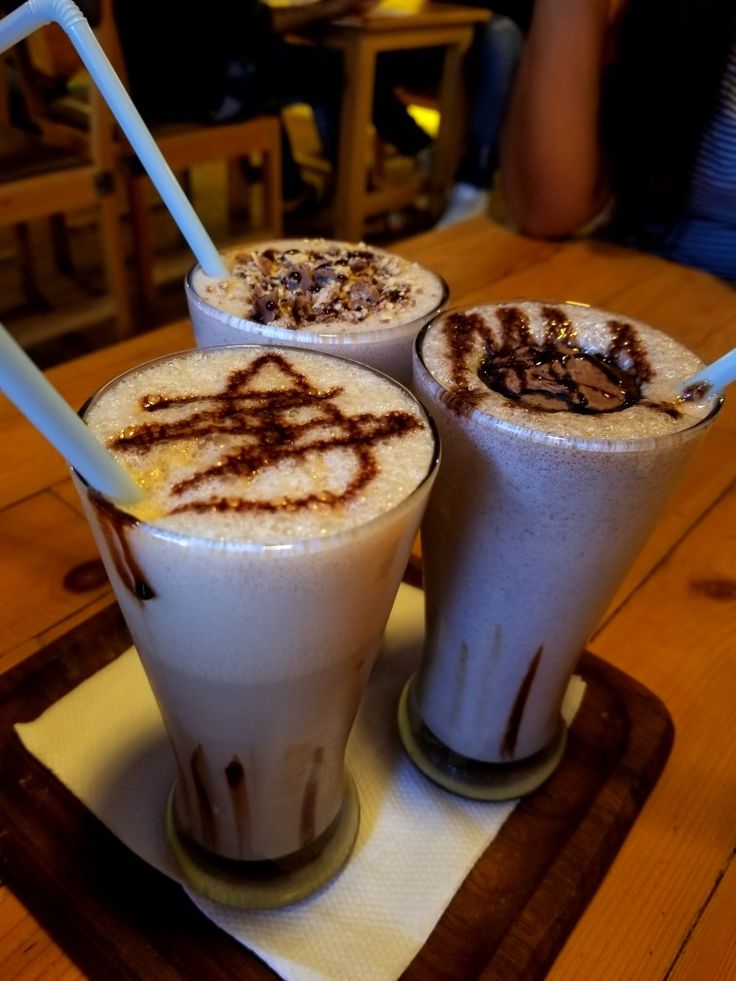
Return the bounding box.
[181,742,331,863]
[225,756,250,857]
[91,493,156,601]
[439,305,683,419]
[502,645,543,758]
[190,745,217,850]
[110,352,423,516]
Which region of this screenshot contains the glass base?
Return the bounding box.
[397,678,567,801]
[165,774,360,909]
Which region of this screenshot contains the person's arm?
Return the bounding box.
[500,0,616,238]
[271,0,376,35]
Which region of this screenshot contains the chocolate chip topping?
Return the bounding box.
[254,292,278,323]
[221,243,426,330]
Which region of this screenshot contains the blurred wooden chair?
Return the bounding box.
[0,44,132,341]
[14,8,284,316]
[94,0,283,315]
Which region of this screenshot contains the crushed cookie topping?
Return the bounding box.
[208,242,426,330]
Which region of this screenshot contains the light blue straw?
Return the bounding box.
[679,347,736,397]
[0,0,227,277]
[0,322,142,502]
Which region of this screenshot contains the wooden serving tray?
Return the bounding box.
[0,599,672,980]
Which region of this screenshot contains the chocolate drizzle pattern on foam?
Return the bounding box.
[225,244,415,329]
[439,304,684,419]
[110,352,424,516]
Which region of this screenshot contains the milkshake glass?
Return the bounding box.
[75,345,438,907]
[186,239,448,388]
[399,301,721,800]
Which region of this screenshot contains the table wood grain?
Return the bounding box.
[0,218,734,979]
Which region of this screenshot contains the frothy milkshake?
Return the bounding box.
[186,239,448,387]
[400,301,721,800]
[77,345,438,906]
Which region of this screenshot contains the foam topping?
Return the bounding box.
[191,239,446,333]
[421,302,718,439]
[85,347,435,543]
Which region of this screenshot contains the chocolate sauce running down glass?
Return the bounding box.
[75,345,438,908]
[399,301,721,801]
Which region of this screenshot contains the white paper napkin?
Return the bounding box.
[16,584,585,981]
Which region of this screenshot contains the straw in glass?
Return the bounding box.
[0,322,142,503]
[679,347,736,398]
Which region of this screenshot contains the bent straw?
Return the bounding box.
[679,347,736,397]
[0,0,227,278]
[0,322,142,503]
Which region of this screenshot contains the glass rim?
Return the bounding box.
[413,307,724,454]
[184,261,449,345]
[78,343,440,552]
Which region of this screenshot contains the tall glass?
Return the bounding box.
[75,345,439,907]
[399,302,721,800]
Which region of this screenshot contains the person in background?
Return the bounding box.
[371,1,533,229]
[501,0,736,281]
[113,0,376,211]
[436,0,533,227]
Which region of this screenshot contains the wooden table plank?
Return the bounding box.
[443,235,734,353]
[396,218,563,301]
[0,323,193,512]
[456,237,675,311]
[0,491,110,659]
[0,889,81,981]
[549,482,736,980]
[669,858,736,981]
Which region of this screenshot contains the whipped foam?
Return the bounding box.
[191,239,446,335]
[85,346,435,544]
[420,302,718,440]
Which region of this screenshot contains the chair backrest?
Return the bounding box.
[6,33,117,166]
[88,0,284,315]
[6,0,137,168]
[25,23,82,80]
[0,21,133,339]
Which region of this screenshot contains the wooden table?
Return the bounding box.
[317,0,489,240]
[0,218,734,979]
